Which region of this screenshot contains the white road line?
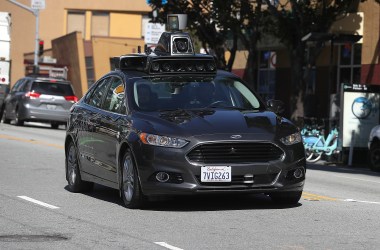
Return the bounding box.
[331,174,380,184]
[343,199,380,205]
[17,196,59,209]
[154,242,184,250]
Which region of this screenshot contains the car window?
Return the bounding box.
[132,76,262,111]
[11,79,25,92]
[87,77,111,108]
[31,81,74,96]
[102,77,125,113]
[21,79,31,92]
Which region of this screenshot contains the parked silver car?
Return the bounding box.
[1,76,77,128]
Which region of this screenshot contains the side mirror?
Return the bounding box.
[266,99,285,115]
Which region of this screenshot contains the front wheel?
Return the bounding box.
[1,106,11,124]
[15,109,24,126]
[66,141,93,192]
[121,150,146,209]
[369,143,380,172]
[269,191,303,205]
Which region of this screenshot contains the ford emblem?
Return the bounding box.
[230,135,242,139]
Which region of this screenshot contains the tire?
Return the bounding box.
[51,123,59,129]
[2,106,11,124]
[306,152,322,163]
[369,143,380,172]
[121,150,146,209]
[0,105,4,122]
[269,191,303,205]
[15,109,24,126]
[66,141,93,192]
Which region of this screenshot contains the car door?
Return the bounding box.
[77,77,111,176]
[91,76,126,183]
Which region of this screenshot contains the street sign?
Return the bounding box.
[340,84,380,148]
[31,0,45,10]
[144,23,166,44]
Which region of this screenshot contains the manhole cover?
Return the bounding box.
[0,234,68,242]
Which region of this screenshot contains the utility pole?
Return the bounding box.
[7,0,45,72]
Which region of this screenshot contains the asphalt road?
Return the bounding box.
[0,122,379,250]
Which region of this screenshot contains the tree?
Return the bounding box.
[148,0,266,90]
[263,0,371,120]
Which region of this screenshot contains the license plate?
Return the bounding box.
[201,166,231,182]
[46,104,56,110]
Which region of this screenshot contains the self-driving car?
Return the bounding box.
[65,14,306,209]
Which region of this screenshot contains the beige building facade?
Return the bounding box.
[1,0,380,117]
[0,0,151,96]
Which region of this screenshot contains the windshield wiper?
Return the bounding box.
[205,105,252,111]
[158,108,188,112]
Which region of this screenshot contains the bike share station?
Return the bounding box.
[339,84,380,165]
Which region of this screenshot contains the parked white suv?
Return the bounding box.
[368,125,380,172]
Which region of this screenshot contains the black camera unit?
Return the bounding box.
[112,14,216,75]
[154,14,194,56]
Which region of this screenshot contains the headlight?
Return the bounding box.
[280,132,302,145]
[139,133,189,148]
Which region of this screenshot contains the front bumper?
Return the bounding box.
[133,141,306,196]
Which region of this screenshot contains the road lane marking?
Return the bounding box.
[17,196,59,209]
[303,192,380,205]
[302,192,338,201]
[343,199,380,205]
[0,134,64,149]
[154,242,184,250]
[330,174,380,184]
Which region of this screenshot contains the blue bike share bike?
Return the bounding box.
[300,118,340,163]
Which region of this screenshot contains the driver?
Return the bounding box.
[193,83,216,107]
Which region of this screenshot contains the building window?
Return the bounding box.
[67,11,85,35]
[85,56,95,88]
[92,12,109,37]
[257,51,276,101]
[337,43,362,85]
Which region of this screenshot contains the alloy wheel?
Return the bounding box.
[123,155,135,202]
[67,145,78,185]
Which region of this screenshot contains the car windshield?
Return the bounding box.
[131,76,263,112]
[31,81,74,96]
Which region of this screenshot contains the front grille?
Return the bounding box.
[195,173,278,186]
[187,142,284,164]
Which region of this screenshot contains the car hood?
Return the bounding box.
[133,109,298,139]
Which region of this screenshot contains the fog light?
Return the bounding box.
[294,168,304,179]
[156,172,170,182]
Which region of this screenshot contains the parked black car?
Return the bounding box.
[1,75,77,128]
[65,15,306,209]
